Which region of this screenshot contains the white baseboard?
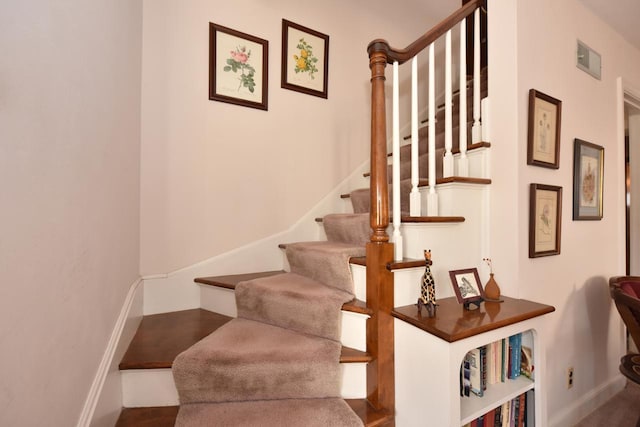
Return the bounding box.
[76,278,144,427]
[548,374,626,427]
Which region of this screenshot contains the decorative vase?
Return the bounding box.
[484,273,502,301]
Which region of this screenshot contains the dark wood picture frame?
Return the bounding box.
[573,138,604,220]
[281,19,329,99]
[209,23,268,110]
[529,183,562,258]
[527,89,562,169]
[449,268,485,305]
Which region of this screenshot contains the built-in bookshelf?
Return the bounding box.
[393,296,554,427]
[460,331,535,425]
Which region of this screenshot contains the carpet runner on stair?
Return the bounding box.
[172,213,368,426]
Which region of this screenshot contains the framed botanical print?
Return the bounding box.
[281,19,329,99]
[527,89,562,169]
[209,23,268,110]
[573,139,604,220]
[449,268,485,305]
[529,183,562,258]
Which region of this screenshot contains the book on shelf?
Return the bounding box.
[467,391,532,427]
[460,333,531,400]
[521,345,534,379]
[466,348,483,397]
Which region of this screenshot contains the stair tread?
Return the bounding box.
[120,308,368,370]
[401,215,465,223]
[350,256,428,271]
[115,399,391,427]
[119,308,232,370]
[195,270,284,289]
[345,176,492,197]
[116,406,179,427]
[197,270,371,316]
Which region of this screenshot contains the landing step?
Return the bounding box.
[196,271,372,316]
[115,399,392,427]
[120,308,369,369]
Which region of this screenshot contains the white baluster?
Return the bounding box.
[443,30,454,178]
[472,8,482,143]
[427,43,438,216]
[458,19,469,177]
[392,61,402,261]
[409,56,421,217]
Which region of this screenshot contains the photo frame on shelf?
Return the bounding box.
[449,268,485,306]
[529,183,562,258]
[527,89,562,169]
[573,138,604,220]
[281,19,329,99]
[209,23,268,110]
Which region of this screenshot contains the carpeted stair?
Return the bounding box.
[172,213,368,426]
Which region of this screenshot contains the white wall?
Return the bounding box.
[490,0,640,425]
[139,0,460,275]
[0,1,142,426]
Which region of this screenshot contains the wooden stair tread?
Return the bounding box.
[350,256,427,271]
[119,309,233,370]
[346,176,492,195]
[116,400,392,427]
[383,140,490,160]
[197,271,370,316]
[120,308,369,369]
[195,270,285,289]
[116,406,179,427]
[401,215,465,223]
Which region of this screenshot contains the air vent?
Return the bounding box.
[577,40,601,80]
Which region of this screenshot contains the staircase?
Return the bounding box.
[114,1,489,426]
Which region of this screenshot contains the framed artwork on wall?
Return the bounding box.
[449,268,485,305]
[209,23,268,110]
[281,19,329,99]
[527,89,562,169]
[573,138,604,220]
[529,183,562,258]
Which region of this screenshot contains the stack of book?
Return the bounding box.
[459,333,533,398]
[462,390,534,427]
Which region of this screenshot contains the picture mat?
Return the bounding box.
[534,189,558,252]
[286,27,325,92]
[532,98,557,164]
[215,32,264,103]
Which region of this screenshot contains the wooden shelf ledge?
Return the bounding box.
[392,296,555,343]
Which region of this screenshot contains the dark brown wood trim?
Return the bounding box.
[366,0,482,65]
[386,258,427,270]
[343,298,372,316]
[346,399,395,427]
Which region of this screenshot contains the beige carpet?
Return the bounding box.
[574,381,640,427]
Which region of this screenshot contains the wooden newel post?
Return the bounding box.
[366,42,395,420]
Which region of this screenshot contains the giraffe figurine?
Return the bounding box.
[417,249,437,317]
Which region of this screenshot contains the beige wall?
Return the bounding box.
[490,0,640,424]
[139,0,459,275]
[0,1,142,425]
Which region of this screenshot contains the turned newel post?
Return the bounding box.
[368,45,390,243]
[366,42,395,417]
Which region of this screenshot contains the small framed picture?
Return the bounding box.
[527,89,562,169]
[573,138,604,220]
[209,23,268,110]
[529,183,562,258]
[449,268,485,304]
[281,19,329,99]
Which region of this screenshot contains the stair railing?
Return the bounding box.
[365,0,484,418]
[368,0,484,262]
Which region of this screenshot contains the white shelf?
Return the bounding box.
[460,375,534,425]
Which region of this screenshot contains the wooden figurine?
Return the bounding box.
[417,250,437,317]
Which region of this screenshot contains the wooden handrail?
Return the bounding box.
[367,0,482,65]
